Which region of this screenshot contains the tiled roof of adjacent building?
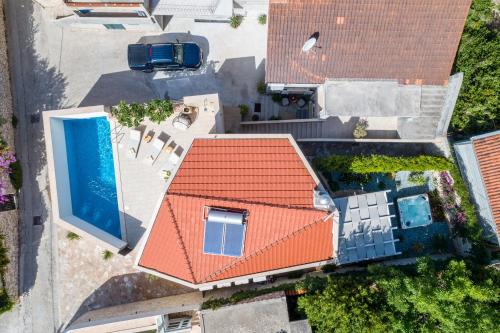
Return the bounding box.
[266,0,471,85]
[138,138,334,284]
[473,132,500,233]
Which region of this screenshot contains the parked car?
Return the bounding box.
[128,42,203,72]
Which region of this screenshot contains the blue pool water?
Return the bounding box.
[63,117,121,238]
[397,194,432,229]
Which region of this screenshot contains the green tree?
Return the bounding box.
[298,274,394,333]
[452,0,499,136]
[298,259,500,333]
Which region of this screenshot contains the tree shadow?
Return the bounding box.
[66,271,193,328]
[6,0,68,296]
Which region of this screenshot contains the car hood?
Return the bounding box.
[182,43,202,67]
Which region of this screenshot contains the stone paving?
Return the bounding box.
[56,227,192,325]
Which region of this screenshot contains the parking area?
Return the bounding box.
[56,17,267,113]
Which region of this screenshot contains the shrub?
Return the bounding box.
[66,232,80,241]
[431,234,448,253]
[258,14,267,25]
[146,273,159,281]
[11,115,17,129]
[287,270,305,279]
[411,242,425,254]
[102,250,113,261]
[428,190,446,221]
[145,99,173,124]
[229,15,243,29]
[408,172,427,186]
[0,289,13,315]
[269,115,281,121]
[353,119,368,139]
[111,101,146,128]
[271,94,282,103]
[256,81,266,94]
[239,104,249,119]
[8,160,22,191]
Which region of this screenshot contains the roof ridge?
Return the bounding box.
[167,192,323,212]
[202,213,333,282]
[165,197,197,283]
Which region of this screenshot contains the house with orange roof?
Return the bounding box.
[454,131,500,247]
[135,134,400,290]
[242,0,472,140]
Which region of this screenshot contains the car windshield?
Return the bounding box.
[174,44,183,65]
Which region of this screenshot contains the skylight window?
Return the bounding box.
[203,208,246,257]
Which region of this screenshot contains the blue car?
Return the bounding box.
[128,42,203,72]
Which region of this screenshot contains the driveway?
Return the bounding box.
[0,1,267,332]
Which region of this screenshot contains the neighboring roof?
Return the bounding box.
[454,131,500,246]
[266,0,471,85]
[200,292,293,333]
[472,132,500,235]
[138,138,334,284]
[333,191,399,264]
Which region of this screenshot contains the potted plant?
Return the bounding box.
[239,104,249,120]
[353,118,369,139]
[230,15,243,29]
[258,14,267,25]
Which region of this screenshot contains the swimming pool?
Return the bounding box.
[63,117,121,238]
[397,194,432,229]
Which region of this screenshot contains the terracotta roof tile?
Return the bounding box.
[473,133,500,235]
[266,0,471,85]
[139,138,334,284]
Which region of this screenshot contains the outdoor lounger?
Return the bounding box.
[145,137,165,164]
[127,129,141,159]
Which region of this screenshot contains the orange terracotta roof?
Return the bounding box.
[139,138,334,284]
[473,133,500,235]
[168,138,317,207]
[266,0,471,85]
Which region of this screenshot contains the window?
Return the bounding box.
[103,24,125,30]
[203,209,246,257]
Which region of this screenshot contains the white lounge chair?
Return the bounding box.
[127,129,141,159]
[159,146,183,180]
[145,138,165,164]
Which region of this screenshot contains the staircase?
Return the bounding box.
[420,85,447,118]
[241,120,324,140]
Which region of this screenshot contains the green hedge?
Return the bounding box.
[314,155,453,174]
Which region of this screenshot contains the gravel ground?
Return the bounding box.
[0,0,19,300]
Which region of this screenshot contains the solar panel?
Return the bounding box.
[223,224,245,256]
[203,221,224,254]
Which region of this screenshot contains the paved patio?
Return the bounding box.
[113,94,222,248]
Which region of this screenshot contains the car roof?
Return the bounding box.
[151,44,174,64]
